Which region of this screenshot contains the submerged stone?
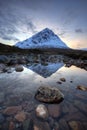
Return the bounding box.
[15,111,26,122]
[35,104,48,119]
[77,85,87,91]
[35,86,64,103]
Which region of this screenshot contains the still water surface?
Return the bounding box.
[0,62,87,129]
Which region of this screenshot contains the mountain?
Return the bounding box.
[15,28,68,49]
[26,62,64,78]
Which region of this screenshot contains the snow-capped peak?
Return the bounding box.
[15,28,68,49]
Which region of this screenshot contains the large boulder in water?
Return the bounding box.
[35,86,64,103]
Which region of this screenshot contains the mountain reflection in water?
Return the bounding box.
[25,62,64,78]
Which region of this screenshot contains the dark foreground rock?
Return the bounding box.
[15,65,24,72]
[35,86,64,103]
[0,55,9,63]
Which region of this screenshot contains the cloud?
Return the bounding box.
[75,29,83,33]
[58,31,66,37]
[0,0,37,44]
[27,22,37,34]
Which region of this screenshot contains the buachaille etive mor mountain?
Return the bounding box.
[15,28,68,49]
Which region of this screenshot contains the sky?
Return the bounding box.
[0,0,87,49]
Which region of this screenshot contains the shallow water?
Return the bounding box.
[0,61,87,130]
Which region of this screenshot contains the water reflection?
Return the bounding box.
[0,54,87,130]
[25,62,64,78]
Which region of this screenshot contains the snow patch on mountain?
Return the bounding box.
[15,28,68,49]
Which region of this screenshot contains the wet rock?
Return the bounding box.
[2,121,9,130]
[57,81,62,84]
[35,86,64,103]
[48,117,54,128]
[17,58,26,64]
[35,104,48,119]
[9,121,15,130]
[59,119,69,130]
[68,121,80,130]
[8,59,18,65]
[83,122,87,130]
[15,111,26,122]
[60,78,66,82]
[7,68,14,73]
[3,67,11,73]
[70,80,73,83]
[0,63,6,72]
[34,121,50,130]
[3,106,22,115]
[77,85,87,91]
[23,119,31,130]
[0,55,9,63]
[0,92,5,103]
[48,104,61,118]
[0,113,5,124]
[15,65,24,72]
[53,122,59,130]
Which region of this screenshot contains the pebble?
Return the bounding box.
[3,106,22,115]
[60,78,66,82]
[35,104,48,119]
[15,111,26,122]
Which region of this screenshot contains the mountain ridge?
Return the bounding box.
[15,28,68,49]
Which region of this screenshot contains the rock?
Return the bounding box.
[9,121,15,130]
[23,119,31,130]
[48,104,61,118]
[48,117,54,128]
[83,122,87,130]
[77,85,87,91]
[17,58,26,64]
[15,65,24,72]
[0,92,5,103]
[35,86,64,103]
[8,59,18,65]
[34,121,50,130]
[15,111,26,122]
[68,121,79,130]
[53,122,59,130]
[35,104,48,119]
[0,55,9,63]
[57,81,62,84]
[70,80,73,83]
[3,106,22,115]
[0,64,6,71]
[60,78,66,82]
[0,113,5,124]
[59,119,69,130]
